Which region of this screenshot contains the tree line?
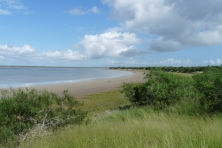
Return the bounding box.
[110,65,222,73]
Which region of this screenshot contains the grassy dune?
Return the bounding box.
[21,89,222,148]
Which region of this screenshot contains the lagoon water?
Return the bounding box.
[0,67,133,88]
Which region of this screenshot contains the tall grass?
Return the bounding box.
[22,107,222,148]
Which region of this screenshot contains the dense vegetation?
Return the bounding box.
[122,67,222,114]
[0,89,86,147]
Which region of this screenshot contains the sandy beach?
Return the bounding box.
[26,70,146,99]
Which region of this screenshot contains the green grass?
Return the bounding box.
[20,87,222,148]
[22,107,222,148]
[80,88,130,114]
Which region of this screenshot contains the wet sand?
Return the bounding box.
[29,71,146,99]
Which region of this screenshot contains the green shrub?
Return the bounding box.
[0,89,86,147]
[122,69,198,110]
[193,67,222,112]
[121,83,146,105]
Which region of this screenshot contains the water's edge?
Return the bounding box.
[0,68,133,89]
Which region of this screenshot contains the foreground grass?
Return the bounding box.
[21,87,222,148]
[22,107,222,148]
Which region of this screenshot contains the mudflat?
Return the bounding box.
[28,71,145,99]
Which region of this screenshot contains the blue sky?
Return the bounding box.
[0,0,222,67]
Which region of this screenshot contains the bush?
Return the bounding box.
[0,89,86,147]
[122,69,197,110]
[193,67,222,112]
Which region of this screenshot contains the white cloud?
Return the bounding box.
[76,31,143,58]
[91,6,100,14]
[40,31,147,61]
[217,59,222,64]
[103,0,222,51]
[203,59,222,65]
[68,6,100,15]
[0,44,35,64]
[63,50,85,60]
[153,58,192,66]
[68,7,86,15]
[41,51,61,58]
[0,0,26,15]
[210,60,215,64]
[194,26,222,45]
[41,50,85,60]
[0,44,35,55]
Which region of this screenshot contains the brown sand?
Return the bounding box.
[28,71,146,99]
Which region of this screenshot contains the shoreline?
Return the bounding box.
[7,70,145,99]
[0,67,133,89]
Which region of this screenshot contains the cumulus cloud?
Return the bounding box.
[192,26,222,45]
[40,31,147,61]
[41,51,61,58]
[41,50,85,60]
[103,0,222,51]
[203,59,222,65]
[0,44,35,64]
[68,6,100,15]
[76,31,143,58]
[0,44,34,55]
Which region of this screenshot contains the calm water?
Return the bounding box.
[0,67,133,88]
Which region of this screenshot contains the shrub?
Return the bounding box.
[122,69,197,110]
[193,67,222,112]
[0,89,86,147]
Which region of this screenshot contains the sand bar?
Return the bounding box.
[25,70,146,99]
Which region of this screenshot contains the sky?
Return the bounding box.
[0,0,222,67]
